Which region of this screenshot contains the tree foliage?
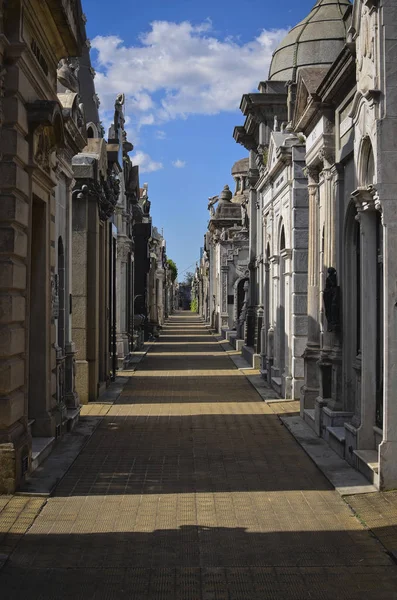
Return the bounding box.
[184,271,194,286]
[167,258,178,282]
[191,297,198,313]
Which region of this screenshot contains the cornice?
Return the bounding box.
[240,92,288,125]
[233,125,257,151]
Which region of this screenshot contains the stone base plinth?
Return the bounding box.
[379,440,397,490]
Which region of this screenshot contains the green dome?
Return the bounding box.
[269,0,352,82]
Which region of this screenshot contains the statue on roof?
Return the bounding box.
[114,93,125,133]
[241,198,249,230]
[207,195,218,217]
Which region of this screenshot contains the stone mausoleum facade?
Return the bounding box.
[200,0,397,490]
[0,0,173,493]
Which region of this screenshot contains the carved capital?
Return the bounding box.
[351,184,379,213]
[304,165,320,186]
[317,146,335,167]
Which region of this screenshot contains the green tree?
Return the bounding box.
[184,271,194,286]
[167,258,178,282]
[191,297,198,313]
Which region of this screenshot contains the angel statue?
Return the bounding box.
[207,195,218,217]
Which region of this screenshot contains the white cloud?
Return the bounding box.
[132,151,163,173]
[91,21,287,122]
[172,159,186,168]
[156,130,167,140]
[138,114,155,127]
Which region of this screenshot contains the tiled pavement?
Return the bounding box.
[1,313,397,599]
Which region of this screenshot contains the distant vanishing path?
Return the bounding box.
[1,312,397,599]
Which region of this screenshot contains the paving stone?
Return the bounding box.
[1,313,397,598]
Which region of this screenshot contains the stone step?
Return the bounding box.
[226,331,237,345]
[303,408,316,431]
[65,408,81,432]
[327,427,346,458]
[235,339,244,351]
[31,437,56,472]
[271,376,282,396]
[354,449,379,487]
[260,368,268,381]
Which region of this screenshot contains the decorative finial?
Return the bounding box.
[219,185,233,202]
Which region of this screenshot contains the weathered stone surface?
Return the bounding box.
[0,443,16,494]
[0,391,24,427]
[0,225,28,258]
[0,325,25,358]
[0,196,29,228]
[0,295,25,325]
[0,259,26,290]
[0,359,24,395]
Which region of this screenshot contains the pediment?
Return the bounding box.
[267,132,287,170]
[293,67,328,128]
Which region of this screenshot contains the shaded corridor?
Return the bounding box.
[1,313,397,598]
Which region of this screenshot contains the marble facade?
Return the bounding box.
[201,0,397,489]
[198,161,250,342]
[0,1,170,493]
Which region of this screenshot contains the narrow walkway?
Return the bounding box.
[1,313,397,598]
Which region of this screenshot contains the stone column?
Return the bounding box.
[269,255,279,382]
[282,248,293,398]
[301,167,320,411]
[379,200,397,489]
[261,259,270,373]
[220,248,229,330]
[72,159,101,405]
[64,178,79,410]
[354,197,377,450]
[246,151,258,348]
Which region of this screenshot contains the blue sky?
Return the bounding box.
[83,0,317,280]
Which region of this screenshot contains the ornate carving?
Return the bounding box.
[352,184,378,212]
[51,273,59,320]
[80,170,120,222]
[221,270,228,314]
[352,1,379,98]
[304,166,320,185]
[27,100,65,171]
[57,58,79,92]
[317,146,335,167]
[99,170,120,221]
[93,93,100,109]
[34,124,54,170]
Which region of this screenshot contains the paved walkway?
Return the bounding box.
[1,313,397,599]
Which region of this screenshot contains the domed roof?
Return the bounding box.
[269,0,351,82]
[232,157,249,176]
